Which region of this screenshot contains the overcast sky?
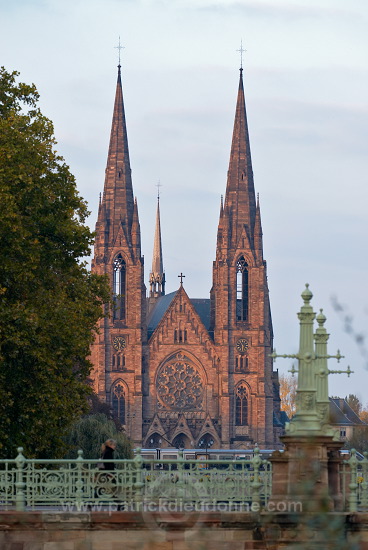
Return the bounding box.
[1,0,368,402]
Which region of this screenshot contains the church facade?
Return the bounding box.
[90,64,284,450]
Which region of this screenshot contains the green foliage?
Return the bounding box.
[0,67,110,458]
[64,413,133,459]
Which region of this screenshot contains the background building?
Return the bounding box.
[90,64,284,449]
[329,397,366,441]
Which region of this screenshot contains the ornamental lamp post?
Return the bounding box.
[271,284,352,436]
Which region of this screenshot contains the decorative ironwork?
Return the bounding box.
[0,448,274,512]
[1,448,368,512]
[156,353,204,411]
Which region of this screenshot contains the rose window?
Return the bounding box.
[156,353,204,411]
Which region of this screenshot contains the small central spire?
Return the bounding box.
[149,190,165,298]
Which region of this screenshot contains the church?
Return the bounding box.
[90,63,284,450]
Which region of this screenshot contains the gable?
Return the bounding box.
[148,287,215,358]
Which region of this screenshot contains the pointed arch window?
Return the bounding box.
[235,385,248,426]
[113,254,126,320]
[235,355,248,372]
[236,256,248,321]
[112,382,125,424]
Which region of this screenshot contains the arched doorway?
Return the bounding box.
[171,433,191,450]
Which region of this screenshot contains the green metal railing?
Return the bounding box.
[340,449,368,513]
[0,447,272,512]
[1,447,367,512]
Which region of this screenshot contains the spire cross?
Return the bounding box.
[114,36,125,65]
[156,180,162,200]
[236,39,246,69]
[178,273,185,285]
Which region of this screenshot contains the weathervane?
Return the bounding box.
[156,180,162,200]
[236,39,246,69]
[114,36,125,65]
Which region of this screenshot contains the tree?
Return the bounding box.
[279,373,297,420]
[344,425,368,454]
[0,68,110,458]
[64,414,133,460]
[345,394,362,417]
[360,408,368,424]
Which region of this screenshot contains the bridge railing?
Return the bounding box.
[339,449,368,513]
[2,447,367,512]
[0,447,272,512]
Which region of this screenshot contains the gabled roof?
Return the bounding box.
[190,299,211,331]
[147,294,211,338]
[147,291,177,338]
[329,397,366,426]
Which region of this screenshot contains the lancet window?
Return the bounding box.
[235,385,248,426]
[112,354,126,371]
[113,254,126,320]
[235,355,248,372]
[236,256,249,321]
[112,382,125,424]
[174,329,187,343]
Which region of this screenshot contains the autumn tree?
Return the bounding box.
[360,408,368,424]
[279,373,297,420]
[0,67,110,458]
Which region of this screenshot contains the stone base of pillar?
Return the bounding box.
[269,434,343,512]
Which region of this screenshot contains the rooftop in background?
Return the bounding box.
[329,397,366,427]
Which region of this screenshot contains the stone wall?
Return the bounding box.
[1,511,368,550]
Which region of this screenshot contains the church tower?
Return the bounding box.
[210,67,275,447]
[91,63,283,450]
[90,64,146,445]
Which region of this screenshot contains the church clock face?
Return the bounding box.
[236,338,249,354]
[112,336,126,351]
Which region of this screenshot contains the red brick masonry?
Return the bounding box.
[0,511,367,549]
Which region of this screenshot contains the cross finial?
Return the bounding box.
[236,39,246,70]
[156,180,162,201]
[178,273,185,286]
[115,36,125,66]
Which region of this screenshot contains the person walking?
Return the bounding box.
[96,439,121,509]
[101,439,116,470]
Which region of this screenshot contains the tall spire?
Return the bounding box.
[101,65,135,244]
[149,196,165,297]
[254,192,263,261]
[223,68,257,250]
